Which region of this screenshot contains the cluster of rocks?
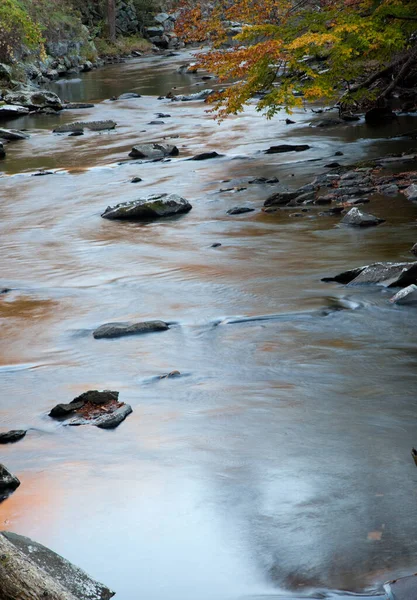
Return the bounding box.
[145,12,183,50]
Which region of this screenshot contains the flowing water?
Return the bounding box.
[1,50,417,600]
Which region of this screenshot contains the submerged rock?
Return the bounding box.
[322,261,417,287]
[191,151,223,160]
[1,531,115,599]
[53,120,116,133]
[389,284,417,305]
[93,320,169,339]
[340,207,385,227]
[0,464,20,496]
[0,128,29,141]
[265,144,310,153]
[264,190,304,207]
[129,143,179,159]
[0,430,26,444]
[227,206,255,215]
[101,193,192,221]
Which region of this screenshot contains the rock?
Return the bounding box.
[62,103,95,109]
[313,119,343,127]
[82,61,94,72]
[227,206,255,215]
[74,390,119,405]
[129,143,179,159]
[0,104,29,118]
[285,118,295,124]
[1,531,115,600]
[404,183,417,201]
[264,190,303,207]
[4,90,62,111]
[411,243,417,256]
[265,144,310,153]
[335,151,344,156]
[49,400,86,418]
[131,177,142,183]
[0,465,20,496]
[159,370,181,378]
[325,162,341,168]
[69,131,84,137]
[211,243,222,247]
[0,128,29,141]
[53,120,116,133]
[365,106,396,124]
[0,430,26,444]
[319,206,345,216]
[379,183,399,196]
[118,92,141,99]
[389,284,417,305]
[102,193,192,221]
[0,63,12,82]
[156,113,171,118]
[95,404,133,429]
[93,320,169,339]
[340,207,385,227]
[191,151,223,160]
[154,12,170,23]
[148,120,164,124]
[0,142,5,159]
[322,261,417,287]
[170,89,214,101]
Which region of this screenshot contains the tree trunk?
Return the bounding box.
[0,533,78,600]
[107,0,116,43]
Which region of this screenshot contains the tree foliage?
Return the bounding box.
[0,0,44,63]
[175,0,417,118]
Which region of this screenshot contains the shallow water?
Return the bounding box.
[1,51,417,600]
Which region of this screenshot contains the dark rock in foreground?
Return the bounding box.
[191,151,223,161]
[129,143,179,159]
[227,206,255,215]
[93,320,169,339]
[0,464,20,495]
[265,144,310,154]
[0,430,27,444]
[53,120,116,133]
[340,207,385,227]
[322,262,417,287]
[101,193,192,221]
[1,531,115,600]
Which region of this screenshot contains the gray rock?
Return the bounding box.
[4,90,62,111]
[264,190,303,207]
[0,104,29,118]
[62,103,95,109]
[411,243,417,256]
[49,400,85,418]
[0,128,29,141]
[265,144,310,153]
[322,262,417,287]
[379,183,399,196]
[93,320,169,339]
[95,404,133,429]
[227,206,255,215]
[0,464,20,494]
[1,532,114,600]
[171,89,213,101]
[102,193,192,221]
[0,430,26,444]
[129,143,179,159]
[54,120,116,133]
[118,92,141,99]
[154,12,170,23]
[404,183,417,201]
[340,207,384,227]
[191,151,223,160]
[146,25,165,36]
[389,284,417,305]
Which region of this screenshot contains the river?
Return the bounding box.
[1,50,417,600]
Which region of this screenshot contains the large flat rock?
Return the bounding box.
[93,320,169,339]
[101,194,192,221]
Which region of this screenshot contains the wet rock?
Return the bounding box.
[95,404,133,429]
[319,206,345,216]
[285,118,295,124]
[129,143,179,159]
[0,288,11,294]
[62,103,95,109]
[93,320,169,339]
[4,90,62,111]
[211,243,222,247]
[32,170,53,176]
[118,92,141,99]
[148,120,164,124]
[156,113,171,118]
[0,63,12,82]
[69,131,84,137]
[0,128,29,141]
[74,390,120,405]
[322,261,417,287]
[265,144,310,153]
[0,465,20,495]
[49,400,86,418]
[0,104,29,118]
[379,183,399,196]
[365,106,396,124]
[227,206,255,215]
[335,151,344,156]
[191,151,223,161]
[389,284,417,305]
[159,370,181,379]
[53,120,116,133]
[411,243,417,256]
[131,177,143,183]
[325,162,341,168]
[264,190,303,207]
[0,430,26,444]
[340,207,385,227]
[0,142,5,159]
[1,531,115,599]
[404,183,417,201]
[101,193,192,221]
[170,89,214,101]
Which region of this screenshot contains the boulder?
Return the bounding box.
[53,120,116,133]
[101,193,192,220]
[265,144,310,153]
[389,284,417,305]
[1,531,114,600]
[227,206,255,215]
[322,261,417,287]
[93,320,169,339]
[129,143,179,159]
[404,184,417,201]
[0,104,29,118]
[191,151,223,160]
[0,128,29,141]
[0,430,26,444]
[0,464,20,496]
[4,90,62,111]
[340,207,385,227]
